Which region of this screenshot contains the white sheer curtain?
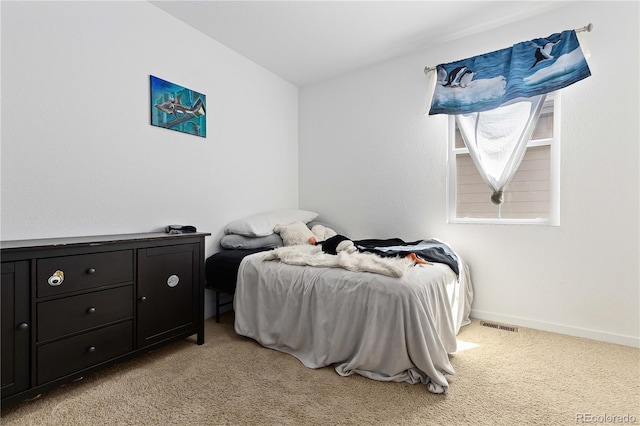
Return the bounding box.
[454,94,546,205]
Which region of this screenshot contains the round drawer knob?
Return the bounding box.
[17,322,29,331]
[87,346,96,353]
[140,296,147,302]
[87,268,96,274]
[87,307,96,314]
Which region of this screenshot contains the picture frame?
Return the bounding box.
[150,75,206,138]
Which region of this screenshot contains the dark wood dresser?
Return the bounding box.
[1,232,210,406]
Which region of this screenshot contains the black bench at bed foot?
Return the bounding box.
[214,288,233,323]
[205,248,271,323]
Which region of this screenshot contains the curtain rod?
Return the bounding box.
[424,23,593,74]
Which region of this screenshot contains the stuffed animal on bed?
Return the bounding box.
[306,234,354,255]
[309,224,337,242]
[317,234,357,255]
[305,224,356,255]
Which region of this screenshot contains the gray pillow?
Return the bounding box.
[220,233,283,250]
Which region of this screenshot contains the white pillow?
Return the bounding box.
[274,221,315,246]
[224,209,318,237]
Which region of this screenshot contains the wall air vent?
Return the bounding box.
[480,321,518,333]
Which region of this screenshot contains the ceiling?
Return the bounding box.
[150,1,567,87]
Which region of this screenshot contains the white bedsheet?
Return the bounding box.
[234,250,473,393]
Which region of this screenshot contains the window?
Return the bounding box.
[448,93,560,225]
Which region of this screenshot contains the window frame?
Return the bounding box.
[447,92,561,226]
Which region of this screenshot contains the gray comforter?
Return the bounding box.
[234,248,473,393]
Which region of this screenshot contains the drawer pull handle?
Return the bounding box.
[48,270,64,286]
[87,307,97,314]
[140,296,147,302]
[87,268,96,274]
[87,346,96,353]
[167,274,180,287]
[17,322,29,331]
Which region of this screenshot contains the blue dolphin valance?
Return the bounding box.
[428,29,591,115]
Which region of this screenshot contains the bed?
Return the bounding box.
[207,211,473,393]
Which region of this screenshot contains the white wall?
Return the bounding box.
[1,1,299,246]
[0,1,299,318]
[300,2,639,346]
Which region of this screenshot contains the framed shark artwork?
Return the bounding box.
[150,75,206,138]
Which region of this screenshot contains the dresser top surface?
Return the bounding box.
[1,232,211,252]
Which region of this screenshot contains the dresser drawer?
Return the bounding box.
[37,250,133,297]
[37,286,133,342]
[36,321,132,385]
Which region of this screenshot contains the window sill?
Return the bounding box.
[448,217,559,226]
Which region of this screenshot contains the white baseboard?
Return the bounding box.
[470,309,640,348]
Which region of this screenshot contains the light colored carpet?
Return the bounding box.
[2,314,638,425]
